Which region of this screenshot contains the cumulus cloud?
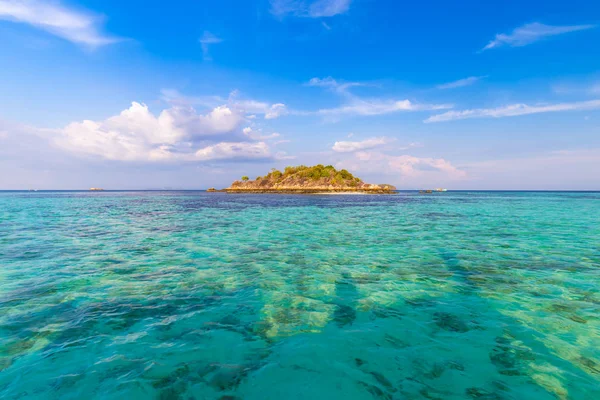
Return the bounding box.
[425,99,600,123]
[232,100,288,119]
[482,22,596,51]
[265,103,288,119]
[0,0,120,47]
[198,31,223,61]
[161,89,289,120]
[332,137,393,153]
[437,76,486,90]
[270,0,351,18]
[55,102,276,162]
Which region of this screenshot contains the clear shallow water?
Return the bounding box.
[0,191,599,400]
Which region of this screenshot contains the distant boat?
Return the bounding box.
[89,188,104,191]
[434,188,447,192]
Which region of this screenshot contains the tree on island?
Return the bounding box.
[225,164,396,193]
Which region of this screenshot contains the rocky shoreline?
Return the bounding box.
[225,187,395,194]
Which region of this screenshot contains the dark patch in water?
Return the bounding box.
[158,385,186,400]
[448,361,464,372]
[384,334,408,349]
[489,336,535,376]
[335,273,360,300]
[422,212,463,219]
[333,273,359,328]
[333,304,356,327]
[208,364,249,391]
[358,381,392,399]
[579,356,600,375]
[423,363,445,379]
[433,312,470,333]
[355,358,366,367]
[152,365,190,389]
[405,298,437,308]
[372,306,403,320]
[369,371,395,392]
[419,388,443,400]
[466,387,502,400]
[568,315,587,324]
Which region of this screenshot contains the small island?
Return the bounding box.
[222,165,396,194]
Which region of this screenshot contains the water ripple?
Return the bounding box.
[0,191,599,399]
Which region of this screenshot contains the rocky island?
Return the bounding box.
[222,165,396,194]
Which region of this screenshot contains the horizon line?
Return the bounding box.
[1,189,599,193]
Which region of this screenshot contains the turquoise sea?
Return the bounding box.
[0,191,599,399]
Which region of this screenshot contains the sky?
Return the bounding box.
[0,0,599,190]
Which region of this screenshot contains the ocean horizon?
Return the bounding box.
[2,190,599,193]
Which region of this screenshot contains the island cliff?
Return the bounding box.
[224,165,396,194]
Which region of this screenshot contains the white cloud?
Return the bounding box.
[0,0,119,47]
[437,76,486,90]
[54,102,277,162]
[332,136,394,153]
[232,99,288,119]
[337,151,466,184]
[482,22,596,51]
[317,98,451,117]
[425,99,600,123]
[198,31,223,61]
[161,89,288,120]
[308,76,339,88]
[306,76,451,119]
[227,91,289,119]
[265,103,288,119]
[270,0,350,18]
[195,142,271,161]
[307,76,364,95]
[309,0,351,17]
[243,127,281,140]
[386,154,466,179]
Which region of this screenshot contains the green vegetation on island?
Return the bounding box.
[224,165,396,193]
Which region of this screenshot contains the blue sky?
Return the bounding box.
[1,0,599,190]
